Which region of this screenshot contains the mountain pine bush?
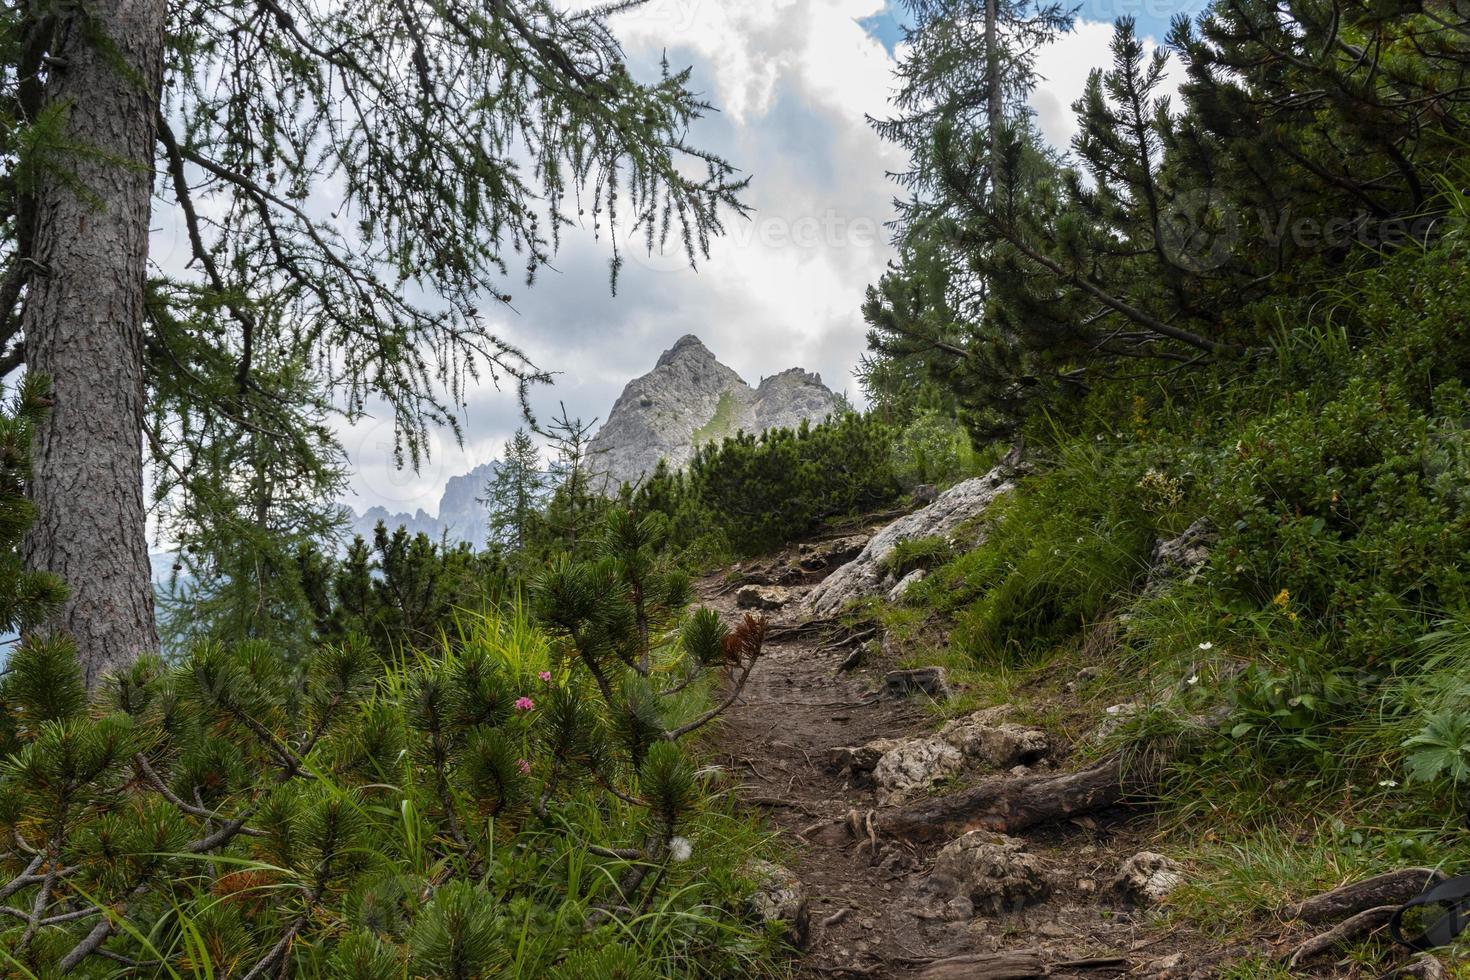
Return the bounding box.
[0,508,782,977]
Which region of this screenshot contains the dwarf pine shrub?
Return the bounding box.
[0,508,782,977]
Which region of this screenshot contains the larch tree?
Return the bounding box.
[0,0,748,684]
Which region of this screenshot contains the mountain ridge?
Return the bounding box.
[345,335,839,542]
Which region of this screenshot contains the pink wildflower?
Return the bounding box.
[538,671,553,683]
[515,696,535,712]
[516,758,531,776]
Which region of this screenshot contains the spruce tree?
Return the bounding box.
[482,428,547,560]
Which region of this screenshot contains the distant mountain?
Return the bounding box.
[345,461,498,547]
[342,334,840,542]
[586,334,840,491]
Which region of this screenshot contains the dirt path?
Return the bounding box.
[701,540,1208,980]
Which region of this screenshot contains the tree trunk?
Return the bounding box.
[984,0,1003,195]
[23,1,167,687]
[876,754,1139,842]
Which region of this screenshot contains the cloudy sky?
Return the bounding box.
[343,0,1209,517]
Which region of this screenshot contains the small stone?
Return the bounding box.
[939,716,1050,769]
[744,858,809,948]
[1112,851,1185,905]
[1140,952,1185,977]
[883,666,951,700]
[943,896,974,921]
[1146,517,1215,592]
[1077,878,1097,896]
[1076,665,1103,687]
[1090,702,1140,743]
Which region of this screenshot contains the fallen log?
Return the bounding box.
[916,951,1047,979]
[1286,904,1397,967]
[877,753,1140,841]
[1286,868,1446,926]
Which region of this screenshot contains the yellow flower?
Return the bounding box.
[1273,588,1291,608]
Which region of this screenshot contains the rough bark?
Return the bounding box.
[1286,868,1446,926]
[917,951,1046,979]
[877,754,1138,842]
[23,1,167,686]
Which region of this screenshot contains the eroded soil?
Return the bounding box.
[699,534,1225,980]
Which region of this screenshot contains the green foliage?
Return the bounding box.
[1403,710,1470,785]
[891,408,977,488]
[305,522,509,659]
[637,413,901,558]
[862,4,1470,436]
[0,532,783,976]
[0,376,64,638]
[893,230,1470,909]
[880,535,957,580]
[909,442,1159,663]
[482,427,548,561]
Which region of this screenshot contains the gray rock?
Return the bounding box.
[929,831,1050,916]
[585,335,840,491]
[1379,956,1448,980]
[827,739,902,777]
[346,460,500,546]
[1090,702,1140,743]
[799,535,869,573]
[805,464,1016,617]
[883,666,951,700]
[887,568,928,602]
[911,484,939,507]
[1148,517,1215,590]
[872,736,964,803]
[735,585,796,611]
[844,707,1037,798]
[745,858,810,947]
[1112,852,1185,905]
[939,720,1050,770]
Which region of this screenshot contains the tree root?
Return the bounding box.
[877,753,1144,841]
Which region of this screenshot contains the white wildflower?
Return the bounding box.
[1186,675,1200,686]
[1198,641,1214,650]
[669,837,693,863]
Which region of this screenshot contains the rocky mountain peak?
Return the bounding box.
[656,333,716,368]
[341,334,839,542]
[587,334,839,491]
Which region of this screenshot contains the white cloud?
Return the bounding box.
[1030,19,1181,150]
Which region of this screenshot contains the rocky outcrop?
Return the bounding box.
[804,462,1016,617]
[872,736,965,803]
[832,708,1050,803]
[586,335,840,491]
